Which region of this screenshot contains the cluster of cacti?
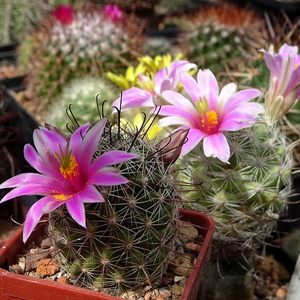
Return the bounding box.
[178,122,293,257]
[21,1,145,116]
[0,0,52,46]
[44,76,119,129]
[176,4,268,78]
[47,113,184,294]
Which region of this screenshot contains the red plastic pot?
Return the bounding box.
[0,209,214,300]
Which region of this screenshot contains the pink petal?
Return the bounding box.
[0,173,64,190]
[222,89,261,115]
[180,128,206,156]
[90,151,139,175]
[80,185,105,203]
[154,67,167,87]
[160,91,198,116]
[203,133,230,163]
[78,119,107,168]
[23,196,62,242]
[180,72,202,102]
[197,69,219,107]
[65,194,86,228]
[112,88,154,110]
[91,171,130,186]
[24,144,60,178]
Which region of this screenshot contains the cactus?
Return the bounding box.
[177,4,267,77]
[178,122,293,257]
[44,76,119,129]
[21,1,145,117]
[0,0,52,46]
[142,37,173,58]
[47,109,188,294]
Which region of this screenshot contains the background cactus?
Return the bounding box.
[47,112,185,294]
[175,4,268,80]
[44,75,119,127]
[177,122,293,258]
[0,0,52,46]
[20,1,145,119]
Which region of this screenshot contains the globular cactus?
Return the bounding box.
[44,76,119,129]
[0,0,51,45]
[177,4,267,77]
[21,1,145,116]
[178,122,293,258]
[47,111,187,294]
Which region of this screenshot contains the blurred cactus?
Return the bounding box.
[178,123,293,257]
[0,0,52,46]
[177,4,267,77]
[44,76,119,129]
[48,112,188,294]
[20,1,145,117]
[143,37,173,57]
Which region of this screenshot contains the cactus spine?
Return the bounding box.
[177,4,267,77]
[48,113,183,294]
[178,122,293,257]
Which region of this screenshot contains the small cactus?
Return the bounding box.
[178,122,293,257]
[47,109,188,294]
[177,4,267,77]
[44,76,119,129]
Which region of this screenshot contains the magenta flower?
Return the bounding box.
[112,60,197,111]
[103,5,125,22]
[0,118,138,242]
[261,43,300,125]
[53,4,74,25]
[158,69,263,163]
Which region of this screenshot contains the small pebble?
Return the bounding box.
[36,258,60,276]
[57,276,70,284]
[276,286,287,298]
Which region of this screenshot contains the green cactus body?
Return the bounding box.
[0,0,51,45]
[177,5,267,77]
[178,123,293,255]
[48,121,181,294]
[22,2,145,110]
[44,76,119,128]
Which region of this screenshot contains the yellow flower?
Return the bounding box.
[106,63,146,90]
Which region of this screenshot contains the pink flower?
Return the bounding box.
[158,70,263,163]
[0,119,138,242]
[103,5,125,22]
[53,4,73,25]
[112,60,197,111]
[261,43,300,125]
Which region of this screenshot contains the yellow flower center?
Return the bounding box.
[200,110,219,132]
[137,74,155,92]
[52,193,73,201]
[54,144,80,181]
[60,155,79,180]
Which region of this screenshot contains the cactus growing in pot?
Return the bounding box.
[0,96,204,296]
[47,110,189,293]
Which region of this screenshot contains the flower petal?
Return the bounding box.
[66,194,86,228]
[180,128,206,156]
[80,185,105,203]
[23,196,62,242]
[90,151,139,175]
[91,171,130,186]
[203,133,230,163]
